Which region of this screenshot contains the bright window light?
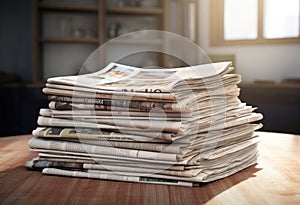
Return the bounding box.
[263,0,300,39]
[224,0,258,40]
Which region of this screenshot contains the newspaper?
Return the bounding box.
[32,127,174,142]
[44,77,240,105]
[36,153,186,171]
[33,140,255,168]
[29,132,259,165]
[41,148,257,184]
[47,96,188,112]
[28,137,179,162]
[39,108,185,118]
[47,62,233,93]
[81,146,257,175]
[42,168,197,187]
[85,149,257,182]
[37,109,262,136]
[46,86,240,112]
[26,61,264,186]
[32,123,261,156]
[42,87,176,102]
[41,103,254,122]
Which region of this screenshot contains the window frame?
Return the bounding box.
[210,0,300,46]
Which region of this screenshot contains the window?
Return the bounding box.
[224,0,258,40]
[210,0,300,45]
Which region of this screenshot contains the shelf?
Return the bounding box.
[107,38,162,45]
[0,83,45,88]
[39,2,98,12]
[39,37,99,44]
[106,6,163,15]
[33,0,170,83]
[239,82,300,89]
[23,83,46,88]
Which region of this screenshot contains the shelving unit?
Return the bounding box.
[100,0,170,69]
[32,0,170,83]
[32,0,102,83]
[32,0,198,84]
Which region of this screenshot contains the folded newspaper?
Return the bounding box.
[26,61,263,187]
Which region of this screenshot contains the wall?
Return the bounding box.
[0,0,32,83]
[198,0,300,83]
[1,1,299,83]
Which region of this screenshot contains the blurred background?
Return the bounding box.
[0,0,299,136]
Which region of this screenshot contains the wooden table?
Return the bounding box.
[0,132,299,204]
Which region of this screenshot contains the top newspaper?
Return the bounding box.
[46,61,233,95]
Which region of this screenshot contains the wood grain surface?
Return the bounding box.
[0,132,299,205]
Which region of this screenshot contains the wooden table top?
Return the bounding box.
[0,132,299,205]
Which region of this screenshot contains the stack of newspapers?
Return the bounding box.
[26,61,263,187]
